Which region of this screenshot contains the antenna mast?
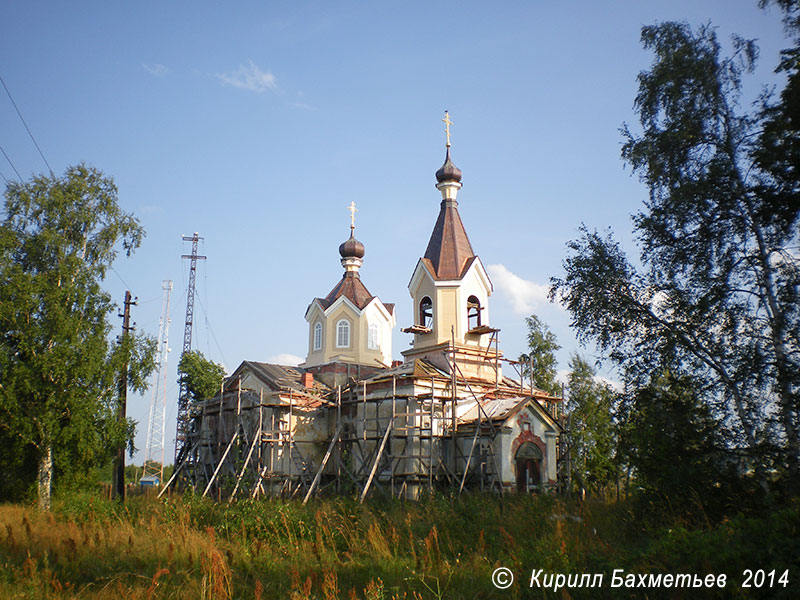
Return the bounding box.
[143,280,172,484]
[174,233,206,464]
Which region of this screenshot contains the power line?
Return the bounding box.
[195,293,229,369]
[0,143,22,180]
[109,265,135,294]
[0,74,53,176]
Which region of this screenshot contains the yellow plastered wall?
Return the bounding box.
[305,300,391,367]
[435,287,460,344]
[306,305,325,361]
[411,275,461,350]
[324,304,360,361]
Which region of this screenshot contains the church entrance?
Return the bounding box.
[515,442,542,493]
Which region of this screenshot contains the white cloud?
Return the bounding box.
[556,369,623,393]
[770,247,800,267]
[142,63,169,77]
[487,264,551,315]
[595,375,623,393]
[265,353,303,366]
[217,61,278,93]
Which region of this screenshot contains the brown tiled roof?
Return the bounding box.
[423,200,475,280]
[318,272,374,310]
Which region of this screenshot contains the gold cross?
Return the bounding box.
[347,201,358,229]
[442,111,453,147]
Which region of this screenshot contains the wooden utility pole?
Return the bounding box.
[112,290,136,501]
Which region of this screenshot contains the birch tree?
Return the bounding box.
[551,22,800,487]
[0,165,154,508]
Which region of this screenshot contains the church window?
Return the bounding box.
[467,295,481,330]
[419,296,433,329]
[336,319,350,348]
[313,322,322,351]
[368,323,379,350]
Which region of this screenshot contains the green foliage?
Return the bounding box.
[519,314,562,396]
[0,425,38,502]
[618,373,741,519]
[566,355,618,497]
[759,1,800,207]
[0,165,156,506]
[178,350,226,402]
[551,18,800,491]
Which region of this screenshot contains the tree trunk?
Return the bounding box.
[37,444,53,511]
[728,141,800,478]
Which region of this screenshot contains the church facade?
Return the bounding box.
[169,117,563,500]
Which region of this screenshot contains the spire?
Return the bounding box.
[424,112,474,279]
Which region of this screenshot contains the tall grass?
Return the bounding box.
[0,490,798,599]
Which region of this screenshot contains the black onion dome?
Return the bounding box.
[435,147,462,183]
[339,231,365,258]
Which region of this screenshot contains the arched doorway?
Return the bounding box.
[515,441,542,493]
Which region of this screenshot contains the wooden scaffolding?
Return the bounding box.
[162,351,563,501]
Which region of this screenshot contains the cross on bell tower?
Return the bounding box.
[442,111,453,147]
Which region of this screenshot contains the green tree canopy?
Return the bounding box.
[178,350,226,402]
[519,314,562,397]
[551,20,800,491]
[618,373,732,516]
[0,165,155,508]
[565,355,617,498]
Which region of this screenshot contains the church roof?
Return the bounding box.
[435,146,463,183]
[339,230,365,258]
[359,357,447,382]
[456,396,561,430]
[456,396,526,424]
[318,272,374,310]
[423,201,476,280]
[226,361,328,394]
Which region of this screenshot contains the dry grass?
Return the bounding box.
[0,491,797,599]
[0,493,573,599]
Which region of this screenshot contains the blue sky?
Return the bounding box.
[0,1,790,464]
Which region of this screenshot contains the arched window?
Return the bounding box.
[336,319,350,348]
[368,323,379,350]
[313,322,322,351]
[419,296,433,329]
[467,295,481,330]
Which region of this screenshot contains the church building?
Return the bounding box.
[170,114,563,500]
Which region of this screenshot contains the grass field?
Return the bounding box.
[0,491,798,599]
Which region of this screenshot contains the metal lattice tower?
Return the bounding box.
[174,233,206,464]
[142,280,172,484]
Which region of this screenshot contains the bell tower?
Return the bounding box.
[402,113,500,382]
